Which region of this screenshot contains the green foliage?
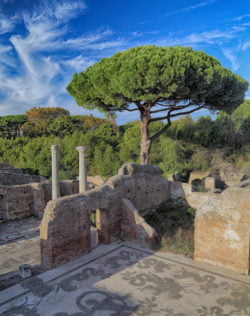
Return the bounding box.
[0,98,250,180]
[119,122,140,163]
[0,115,26,138]
[232,99,250,119]
[158,138,193,177]
[145,201,195,255]
[67,46,248,113]
[26,107,69,122]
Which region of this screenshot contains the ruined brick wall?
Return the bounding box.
[121,198,158,246]
[194,187,250,275]
[40,163,250,274]
[0,173,46,186]
[40,164,171,268]
[0,180,80,221]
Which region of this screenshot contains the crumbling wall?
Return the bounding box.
[0,173,46,186]
[121,198,157,246]
[194,187,250,275]
[0,180,81,220]
[40,164,170,267]
[39,163,250,274]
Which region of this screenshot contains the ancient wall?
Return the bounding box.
[40,164,170,267]
[193,186,250,275]
[0,173,46,186]
[0,180,80,221]
[121,198,157,246]
[38,163,250,274]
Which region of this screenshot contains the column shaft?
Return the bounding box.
[76,146,87,193]
[51,144,60,199]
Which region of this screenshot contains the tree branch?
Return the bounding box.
[120,107,138,112]
[150,110,173,142]
[149,105,205,141]
[170,105,205,118]
[150,108,170,114]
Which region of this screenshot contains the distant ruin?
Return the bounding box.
[0,162,95,221]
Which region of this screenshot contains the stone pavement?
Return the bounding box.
[0,241,249,316]
[0,217,99,277]
[0,217,40,276]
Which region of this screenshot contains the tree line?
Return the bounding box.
[0,100,249,179]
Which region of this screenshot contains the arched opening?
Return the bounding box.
[191,179,203,192]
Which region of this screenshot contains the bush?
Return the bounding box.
[145,201,195,256]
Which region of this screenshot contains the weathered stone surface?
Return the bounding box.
[0,173,46,186]
[0,180,81,221]
[87,175,105,186]
[121,198,157,246]
[40,164,171,268]
[118,162,162,176]
[194,187,250,275]
[203,176,216,191]
[40,163,250,273]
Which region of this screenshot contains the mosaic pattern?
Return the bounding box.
[0,245,249,315]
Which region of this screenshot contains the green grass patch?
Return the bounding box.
[145,201,195,257]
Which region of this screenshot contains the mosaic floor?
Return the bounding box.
[0,217,98,276]
[0,242,249,316]
[0,217,40,275]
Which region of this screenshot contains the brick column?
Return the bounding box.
[76,146,87,193]
[51,144,60,199]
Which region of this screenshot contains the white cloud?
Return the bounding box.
[234,14,250,21]
[156,26,245,47]
[52,0,87,20]
[222,48,240,70]
[0,0,128,116]
[64,55,94,70]
[0,14,18,34]
[241,41,250,50]
[165,0,217,17]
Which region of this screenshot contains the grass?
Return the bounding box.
[145,201,195,257]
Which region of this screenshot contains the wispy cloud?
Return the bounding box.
[63,55,94,70]
[222,48,240,70]
[165,0,217,17]
[233,14,250,21]
[0,0,127,115]
[156,27,243,47]
[241,41,250,50]
[0,14,18,34]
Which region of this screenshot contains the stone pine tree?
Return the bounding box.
[67,46,248,164]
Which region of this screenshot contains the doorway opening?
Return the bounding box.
[90,209,109,248]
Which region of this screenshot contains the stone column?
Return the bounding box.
[76,146,87,193]
[51,144,60,199]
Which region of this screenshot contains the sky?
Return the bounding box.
[0,0,249,124]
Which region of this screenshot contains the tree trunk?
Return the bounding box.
[140,117,151,164]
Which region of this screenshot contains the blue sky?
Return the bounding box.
[0,0,249,124]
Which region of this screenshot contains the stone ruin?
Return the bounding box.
[40,163,250,275]
[1,148,250,276]
[187,168,250,192]
[0,163,95,222]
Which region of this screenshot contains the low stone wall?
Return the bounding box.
[40,164,170,267]
[0,173,46,186]
[121,198,158,246]
[0,180,80,221]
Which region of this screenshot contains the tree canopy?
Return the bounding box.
[68,45,248,164]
